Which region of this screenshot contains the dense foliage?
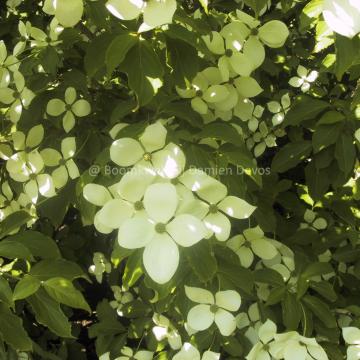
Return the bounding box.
[0,0,359,359]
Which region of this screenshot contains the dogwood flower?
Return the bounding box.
[0,181,20,221]
[109,285,134,313]
[13,21,32,55]
[46,87,91,132]
[118,183,207,284]
[342,327,360,360]
[185,286,241,336]
[322,0,360,38]
[116,346,153,360]
[267,93,291,126]
[43,0,84,28]
[179,169,256,241]
[29,18,63,48]
[88,252,111,283]
[0,41,19,88]
[300,209,327,230]
[227,226,278,268]
[40,137,80,188]
[152,313,182,350]
[173,343,220,360]
[105,0,177,32]
[246,320,277,360]
[0,70,35,123]
[110,122,185,179]
[236,303,261,344]
[289,65,318,93]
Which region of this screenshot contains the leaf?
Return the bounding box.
[297,262,333,298]
[0,240,34,261]
[271,141,312,172]
[105,34,138,76]
[283,95,329,126]
[0,277,14,308]
[335,34,360,80]
[317,111,344,125]
[0,303,32,351]
[30,259,88,281]
[282,292,301,330]
[0,210,32,239]
[197,122,243,145]
[44,277,91,312]
[185,240,217,283]
[335,132,356,177]
[122,41,164,106]
[305,162,330,200]
[198,0,209,13]
[8,231,61,259]
[161,100,203,128]
[302,295,337,328]
[13,275,41,301]
[312,123,343,153]
[122,250,143,289]
[309,281,337,302]
[254,268,285,286]
[27,289,73,338]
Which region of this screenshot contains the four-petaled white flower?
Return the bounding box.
[118,183,207,284]
[116,346,153,360]
[343,327,360,360]
[46,87,91,133]
[289,65,318,93]
[105,0,177,32]
[185,285,241,336]
[0,181,20,221]
[173,342,220,360]
[267,93,291,126]
[152,313,182,350]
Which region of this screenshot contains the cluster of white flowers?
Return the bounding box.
[83,122,256,284]
[247,319,329,360]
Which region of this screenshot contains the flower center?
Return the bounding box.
[134,201,143,211]
[170,178,179,185]
[209,204,218,214]
[263,344,270,351]
[65,104,72,111]
[13,90,21,99]
[244,240,252,248]
[195,89,203,97]
[3,200,10,207]
[225,49,233,57]
[29,173,37,180]
[251,28,258,36]
[59,158,66,166]
[210,304,219,313]
[143,152,152,161]
[155,223,166,233]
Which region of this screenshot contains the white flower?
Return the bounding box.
[289,65,318,93]
[115,346,153,360]
[300,209,328,230]
[105,0,177,32]
[173,342,220,360]
[227,226,278,268]
[46,87,91,132]
[118,183,207,284]
[343,327,360,360]
[0,181,20,221]
[267,93,291,126]
[0,40,19,88]
[179,169,256,241]
[185,286,241,336]
[88,252,111,283]
[43,0,84,28]
[41,137,80,189]
[14,21,32,56]
[110,122,185,179]
[29,18,63,48]
[246,320,277,360]
[152,313,182,350]
[236,303,261,344]
[322,0,360,38]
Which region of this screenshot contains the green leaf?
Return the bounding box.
[283,95,329,126]
[27,289,73,338]
[335,132,356,176]
[185,240,217,283]
[44,277,91,313]
[297,262,333,298]
[8,231,61,259]
[30,259,88,281]
[271,141,312,172]
[254,268,285,286]
[305,162,330,200]
[122,250,143,289]
[302,295,337,328]
[105,34,138,76]
[198,0,209,13]
[13,275,41,301]
[317,111,345,125]
[0,303,32,351]
[0,240,33,261]
[312,123,343,153]
[282,292,301,330]
[335,35,360,80]
[122,41,164,106]
[0,210,32,239]
[0,277,14,308]
[197,122,243,145]
[309,281,337,302]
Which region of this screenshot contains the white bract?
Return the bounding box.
[300,209,328,231]
[29,18,63,48]
[110,122,185,179]
[46,87,91,133]
[179,169,256,241]
[41,137,80,189]
[115,346,153,360]
[267,93,291,126]
[118,183,207,284]
[109,285,134,314]
[289,65,318,93]
[105,0,177,32]
[88,252,111,283]
[236,303,261,344]
[0,181,20,221]
[0,41,19,88]
[43,0,84,28]
[173,343,220,360]
[152,313,182,350]
[185,286,241,336]
[227,226,278,268]
[343,327,360,360]
[322,0,360,38]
